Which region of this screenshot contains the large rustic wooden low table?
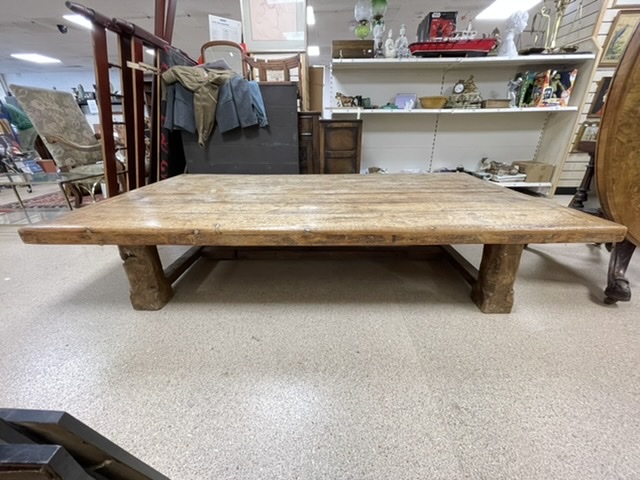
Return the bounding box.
[18,174,626,313]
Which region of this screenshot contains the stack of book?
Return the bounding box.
[490,173,527,183]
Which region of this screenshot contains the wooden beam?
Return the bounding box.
[91,26,118,197]
[132,40,147,189]
[164,0,178,42]
[118,34,137,192]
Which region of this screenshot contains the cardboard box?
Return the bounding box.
[308,66,324,112]
[518,69,578,108]
[512,161,555,183]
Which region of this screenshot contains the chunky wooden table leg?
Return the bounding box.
[118,245,173,310]
[471,244,524,314]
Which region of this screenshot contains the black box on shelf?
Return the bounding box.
[417,12,458,42]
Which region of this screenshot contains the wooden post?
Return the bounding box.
[471,244,524,314]
[118,245,173,310]
[118,34,137,191]
[132,40,147,189]
[92,26,118,197]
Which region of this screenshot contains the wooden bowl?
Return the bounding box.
[419,96,448,109]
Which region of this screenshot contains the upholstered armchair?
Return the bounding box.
[10,85,123,197]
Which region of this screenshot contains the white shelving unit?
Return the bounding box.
[331,53,595,69]
[329,53,597,193]
[329,106,580,115]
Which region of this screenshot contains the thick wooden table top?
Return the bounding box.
[19,174,626,246]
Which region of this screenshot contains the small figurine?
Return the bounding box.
[335,92,355,107]
[498,11,529,57]
[395,24,411,58]
[507,73,523,108]
[384,30,397,58]
[464,75,480,94]
[403,98,415,111]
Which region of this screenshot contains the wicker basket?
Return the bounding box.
[419,96,448,109]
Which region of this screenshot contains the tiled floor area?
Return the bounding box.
[1,188,639,479]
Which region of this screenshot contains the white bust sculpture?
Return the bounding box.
[498,11,529,57]
[384,29,396,58]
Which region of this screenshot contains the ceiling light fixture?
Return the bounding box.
[145,48,156,56]
[10,53,62,64]
[306,6,316,26]
[476,0,543,20]
[307,45,320,56]
[62,14,93,30]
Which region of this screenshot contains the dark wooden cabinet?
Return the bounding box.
[319,119,363,174]
[298,111,321,174]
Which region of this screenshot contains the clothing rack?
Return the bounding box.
[64,1,183,195]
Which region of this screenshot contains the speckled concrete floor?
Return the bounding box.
[1,230,639,480]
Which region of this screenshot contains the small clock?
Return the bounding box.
[453,80,466,94]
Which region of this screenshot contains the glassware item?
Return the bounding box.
[371,0,388,21]
[354,0,372,39]
[354,0,372,22]
[355,21,371,40]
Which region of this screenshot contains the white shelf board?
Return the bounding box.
[330,107,579,115]
[331,53,596,70]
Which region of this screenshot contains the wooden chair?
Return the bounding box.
[595,23,640,304]
[200,40,248,78]
[10,85,125,200]
[245,54,301,82]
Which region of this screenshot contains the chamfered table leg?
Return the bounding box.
[471,244,524,314]
[118,245,173,310]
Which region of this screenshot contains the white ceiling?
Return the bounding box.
[0,0,496,75]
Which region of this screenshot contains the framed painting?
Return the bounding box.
[600,10,640,67]
[588,76,612,117]
[240,0,307,53]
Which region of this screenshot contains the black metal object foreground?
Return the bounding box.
[0,409,170,479]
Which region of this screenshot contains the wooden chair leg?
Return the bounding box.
[604,239,636,304]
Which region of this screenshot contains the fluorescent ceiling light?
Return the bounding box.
[476,0,543,20]
[11,53,62,64]
[306,6,315,25]
[145,48,156,56]
[63,14,93,30]
[307,45,320,56]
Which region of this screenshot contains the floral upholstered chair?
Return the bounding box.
[10,85,123,198]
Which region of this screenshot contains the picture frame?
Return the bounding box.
[600,10,640,67]
[588,76,612,117]
[613,0,640,7]
[240,0,307,53]
[572,122,600,151]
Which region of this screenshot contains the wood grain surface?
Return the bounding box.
[19,173,625,247]
[596,23,640,247]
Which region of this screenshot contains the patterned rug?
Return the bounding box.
[0,191,104,211]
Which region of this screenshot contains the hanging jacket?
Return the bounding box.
[216,76,259,133]
[162,67,235,146]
